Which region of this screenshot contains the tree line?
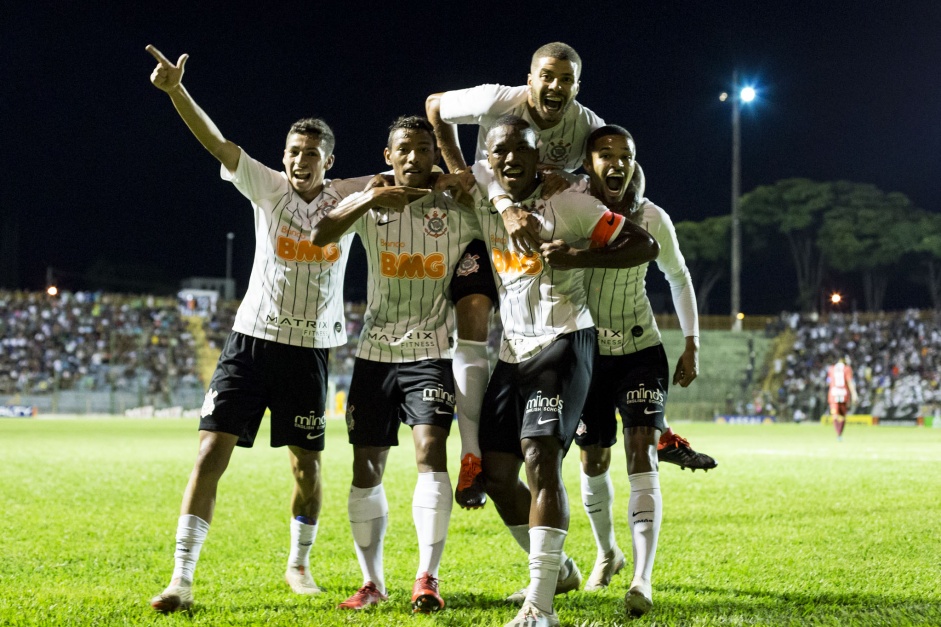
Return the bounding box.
[676,179,941,313]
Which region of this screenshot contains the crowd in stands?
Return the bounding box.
[773,309,941,421]
[0,291,200,397]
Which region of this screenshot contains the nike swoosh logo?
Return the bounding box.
[377,218,397,226]
[306,432,324,440]
[632,510,654,517]
[606,215,616,226]
[644,407,661,415]
[584,501,602,508]
[537,416,559,425]
[434,408,453,415]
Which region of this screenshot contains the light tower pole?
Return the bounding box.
[724,72,755,332]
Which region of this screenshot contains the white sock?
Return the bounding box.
[526,526,566,612]
[628,471,662,585]
[348,485,389,593]
[453,340,490,458]
[171,514,209,585]
[413,471,452,578]
[287,518,318,569]
[581,469,616,555]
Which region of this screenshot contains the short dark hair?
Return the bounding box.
[288,118,336,156]
[386,115,437,148]
[531,42,582,76]
[486,114,535,147]
[586,124,635,154]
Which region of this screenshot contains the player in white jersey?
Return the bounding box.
[474,116,659,627]
[426,42,608,511]
[553,124,704,617]
[310,116,479,614]
[145,46,365,613]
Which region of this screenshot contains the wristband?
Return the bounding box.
[492,196,516,214]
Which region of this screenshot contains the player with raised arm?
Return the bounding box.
[310,116,479,614]
[827,356,857,441]
[145,45,365,613]
[572,125,706,617]
[472,116,659,627]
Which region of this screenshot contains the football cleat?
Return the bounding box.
[337,582,388,610]
[455,453,487,509]
[625,581,653,617]
[150,581,193,613]
[411,572,445,613]
[657,431,718,471]
[504,601,561,627]
[507,556,582,605]
[584,546,626,591]
[285,564,322,595]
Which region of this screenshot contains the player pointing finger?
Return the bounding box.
[146,44,188,93]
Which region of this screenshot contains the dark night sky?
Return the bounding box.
[3,1,940,313]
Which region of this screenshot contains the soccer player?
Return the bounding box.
[472,115,659,627]
[145,45,365,612]
[427,45,710,511]
[310,116,478,613]
[574,124,702,616]
[827,356,857,441]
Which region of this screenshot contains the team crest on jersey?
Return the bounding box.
[345,404,355,432]
[317,196,338,214]
[456,253,480,277]
[544,139,573,164]
[424,209,448,238]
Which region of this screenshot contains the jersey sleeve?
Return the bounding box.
[647,201,699,338]
[554,191,625,246]
[439,84,526,124]
[329,175,374,199]
[220,148,285,203]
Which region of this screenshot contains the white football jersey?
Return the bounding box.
[439,84,605,172]
[471,163,625,363]
[349,191,480,363]
[221,150,365,348]
[585,198,699,355]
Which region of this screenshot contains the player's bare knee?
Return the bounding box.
[579,444,611,476]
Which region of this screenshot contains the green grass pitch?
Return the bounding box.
[1,417,939,626]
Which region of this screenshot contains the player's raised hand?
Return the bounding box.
[146,45,188,93]
[369,186,431,212]
[365,173,396,190]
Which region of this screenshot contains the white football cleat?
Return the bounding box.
[285,564,322,595]
[150,581,194,613]
[625,580,653,617]
[506,557,582,605]
[504,601,561,627]
[585,546,626,591]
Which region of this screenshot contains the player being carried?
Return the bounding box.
[310,116,479,614]
[426,43,714,515]
[471,115,659,627]
[145,45,367,612]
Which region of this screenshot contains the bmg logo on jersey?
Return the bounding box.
[277,237,340,263]
[380,251,446,279]
[525,391,564,414]
[490,248,543,276]
[622,383,665,406]
[423,209,448,238]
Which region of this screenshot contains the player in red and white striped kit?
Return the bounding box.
[828,357,858,440]
[474,115,659,627]
[146,45,367,613]
[311,116,480,613]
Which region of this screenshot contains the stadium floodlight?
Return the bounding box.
[47,286,58,296]
[725,70,760,332]
[830,292,842,305]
